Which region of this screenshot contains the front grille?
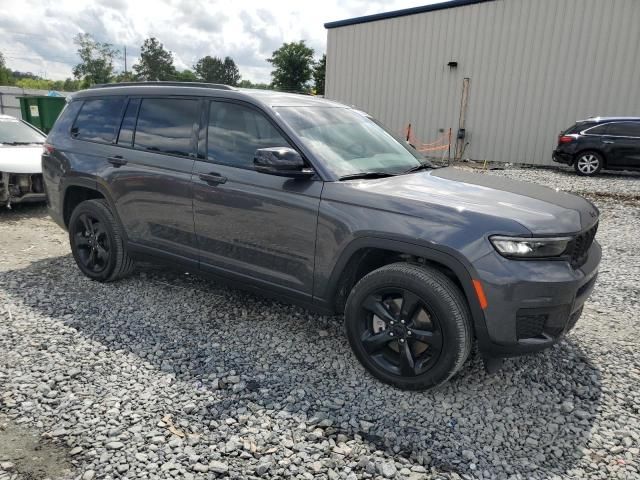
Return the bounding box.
[568,222,598,268]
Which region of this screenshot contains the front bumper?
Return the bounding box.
[0,172,46,207]
[473,241,601,357]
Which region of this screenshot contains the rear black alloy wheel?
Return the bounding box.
[68,199,135,282]
[358,288,443,377]
[345,263,472,390]
[72,213,111,274]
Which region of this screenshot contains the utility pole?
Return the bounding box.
[124,46,127,74]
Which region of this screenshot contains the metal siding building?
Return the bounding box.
[325,0,640,165]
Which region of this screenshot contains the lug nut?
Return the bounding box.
[389,332,394,337]
[399,338,405,343]
[400,320,405,324]
[407,331,412,336]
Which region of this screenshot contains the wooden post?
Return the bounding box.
[455,77,470,160]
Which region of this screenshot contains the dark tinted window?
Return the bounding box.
[72,97,126,143]
[117,98,140,147]
[606,122,640,137]
[134,98,199,156]
[564,122,594,134]
[49,101,82,139]
[586,124,609,135]
[207,101,290,168]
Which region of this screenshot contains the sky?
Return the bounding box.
[0,0,442,83]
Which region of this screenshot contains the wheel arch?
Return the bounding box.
[575,148,607,168]
[323,237,488,339]
[61,179,125,238]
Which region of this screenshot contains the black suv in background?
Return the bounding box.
[553,117,640,175]
[43,82,601,390]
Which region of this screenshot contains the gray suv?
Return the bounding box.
[42,82,600,390]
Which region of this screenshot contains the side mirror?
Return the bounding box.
[253,147,314,178]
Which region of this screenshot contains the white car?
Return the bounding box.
[0,114,47,207]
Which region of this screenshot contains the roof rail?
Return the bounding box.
[88,81,236,90]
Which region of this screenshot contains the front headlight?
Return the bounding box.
[490,236,572,258]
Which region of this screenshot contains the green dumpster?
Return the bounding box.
[18,96,67,133]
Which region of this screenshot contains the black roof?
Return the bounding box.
[325,0,494,29]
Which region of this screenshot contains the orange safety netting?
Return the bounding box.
[402,125,452,153]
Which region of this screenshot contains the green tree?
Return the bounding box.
[194,56,241,86]
[313,54,326,95]
[15,78,55,90]
[133,37,176,81]
[63,78,81,91]
[175,69,198,82]
[113,71,134,83]
[267,41,314,92]
[238,79,271,90]
[72,33,119,85]
[0,52,15,85]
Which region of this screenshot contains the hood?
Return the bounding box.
[329,167,598,234]
[0,145,44,174]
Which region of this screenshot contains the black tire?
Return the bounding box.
[68,199,135,282]
[344,263,472,390]
[574,151,604,176]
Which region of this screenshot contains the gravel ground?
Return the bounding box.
[1,167,639,480]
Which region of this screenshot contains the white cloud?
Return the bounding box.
[0,0,440,83]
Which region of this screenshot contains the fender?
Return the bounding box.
[60,176,130,244]
[318,235,491,345]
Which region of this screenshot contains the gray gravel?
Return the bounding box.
[1,167,639,480]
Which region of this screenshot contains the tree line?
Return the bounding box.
[0,34,326,94]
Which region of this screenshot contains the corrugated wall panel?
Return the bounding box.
[325,0,640,165]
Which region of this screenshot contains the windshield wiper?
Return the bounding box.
[403,161,435,174]
[1,141,44,145]
[338,171,397,181]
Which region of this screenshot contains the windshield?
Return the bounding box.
[0,118,45,144]
[274,106,423,177]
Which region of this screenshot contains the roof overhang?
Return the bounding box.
[325,0,495,29]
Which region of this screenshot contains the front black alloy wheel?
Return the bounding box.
[359,288,443,377]
[345,263,472,390]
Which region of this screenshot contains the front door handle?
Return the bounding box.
[107,155,128,167]
[199,172,227,185]
[602,140,614,144]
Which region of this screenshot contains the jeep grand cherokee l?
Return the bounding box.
[42,82,601,390]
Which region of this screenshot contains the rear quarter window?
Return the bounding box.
[563,122,595,134]
[584,124,609,135]
[72,97,126,144]
[48,101,82,139]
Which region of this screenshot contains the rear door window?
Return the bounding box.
[72,97,126,143]
[606,122,640,138]
[133,98,199,157]
[207,101,291,168]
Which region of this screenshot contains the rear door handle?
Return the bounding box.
[107,155,128,167]
[199,172,227,185]
[602,140,614,144]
